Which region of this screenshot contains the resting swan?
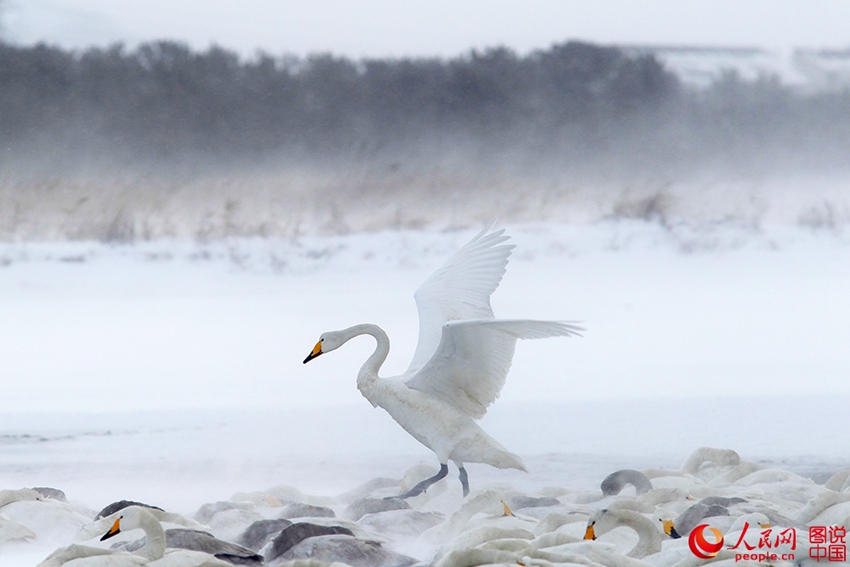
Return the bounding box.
[303,227,581,498]
[39,506,232,566]
[583,508,663,559]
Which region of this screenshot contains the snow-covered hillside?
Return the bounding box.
[628,45,850,90]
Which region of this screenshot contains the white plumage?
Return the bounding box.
[406,228,513,375]
[406,318,579,419]
[303,226,581,497]
[39,506,232,566]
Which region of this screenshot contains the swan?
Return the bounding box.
[100,506,233,566]
[422,490,533,543]
[0,513,37,543]
[302,227,582,498]
[40,506,233,566]
[825,469,850,491]
[432,547,522,567]
[114,528,264,564]
[662,502,731,538]
[0,488,42,507]
[680,448,740,477]
[583,508,663,558]
[794,490,850,524]
[600,470,653,496]
[2,496,94,546]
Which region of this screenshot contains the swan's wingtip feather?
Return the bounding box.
[557,321,586,336]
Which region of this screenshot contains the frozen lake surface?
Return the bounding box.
[3,398,850,511]
[2,221,848,412]
[2,221,849,565]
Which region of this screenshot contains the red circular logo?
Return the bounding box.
[688,524,724,559]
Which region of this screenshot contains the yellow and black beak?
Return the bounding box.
[661,519,681,539]
[303,341,323,364]
[584,522,596,540]
[100,517,122,541]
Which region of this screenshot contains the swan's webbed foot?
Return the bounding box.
[458,466,469,497]
[390,464,449,499]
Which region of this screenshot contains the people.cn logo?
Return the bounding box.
[689,524,725,559]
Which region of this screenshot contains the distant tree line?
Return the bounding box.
[1,39,848,175]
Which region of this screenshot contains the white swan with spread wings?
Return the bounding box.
[303,227,582,498]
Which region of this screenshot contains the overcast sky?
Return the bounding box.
[3,0,850,59]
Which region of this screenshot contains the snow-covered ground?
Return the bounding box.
[2,221,848,410]
[2,220,850,565]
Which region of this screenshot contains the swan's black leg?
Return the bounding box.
[458,466,469,497]
[394,464,448,499]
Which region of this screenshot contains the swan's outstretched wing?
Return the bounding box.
[405,227,514,375]
[405,319,582,419]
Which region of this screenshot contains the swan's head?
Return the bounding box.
[584,508,619,540]
[584,507,613,540]
[98,505,155,542]
[100,514,124,541]
[303,331,346,364]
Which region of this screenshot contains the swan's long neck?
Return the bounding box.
[617,510,662,558]
[136,510,167,561]
[0,488,40,507]
[795,491,850,524]
[338,324,390,391]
